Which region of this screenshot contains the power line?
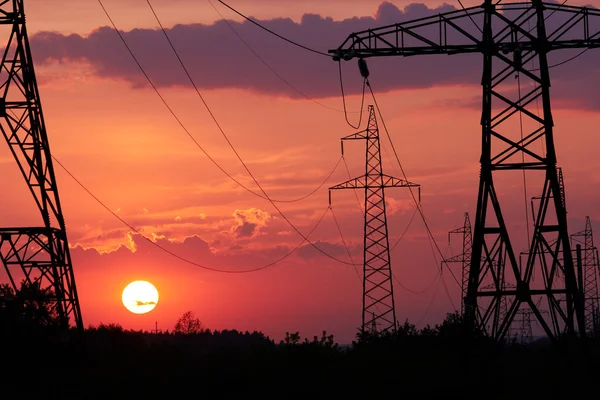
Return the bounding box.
[367,80,459,284]
[98,0,355,266]
[394,268,439,295]
[330,206,385,317]
[389,206,442,295]
[517,73,531,245]
[391,206,418,251]
[216,0,330,57]
[146,0,339,204]
[94,0,276,204]
[366,79,461,294]
[330,206,362,278]
[343,152,438,296]
[547,48,589,69]
[415,275,443,326]
[206,0,361,114]
[527,0,568,35]
[51,154,330,274]
[338,61,367,129]
[457,0,483,34]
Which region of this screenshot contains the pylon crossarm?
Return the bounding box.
[341,131,368,141]
[329,176,367,190]
[0,228,80,328]
[329,174,418,190]
[330,2,600,61]
[381,174,419,188]
[330,5,484,60]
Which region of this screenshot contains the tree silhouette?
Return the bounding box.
[174,311,204,334]
[0,281,60,331]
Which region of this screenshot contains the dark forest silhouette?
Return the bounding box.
[1,284,598,399]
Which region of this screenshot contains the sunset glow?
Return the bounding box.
[0,0,598,344]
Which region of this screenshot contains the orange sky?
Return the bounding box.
[1,0,600,343]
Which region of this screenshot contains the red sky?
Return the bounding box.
[1,0,600,343]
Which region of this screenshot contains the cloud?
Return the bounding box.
[230,208,271,238]
[28,2,600,108]
[386,197,412,216]
[297,239,357,261]
[135,300,156,306]
[70,231,303,275]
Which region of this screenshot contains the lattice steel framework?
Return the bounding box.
[571,217,600,338]
[0,1,82,330]
[514,308,534,344]
[329,105,419,334]
[331,0,600,341]
[444,213,473,315]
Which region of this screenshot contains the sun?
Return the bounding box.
[122,281,159,314]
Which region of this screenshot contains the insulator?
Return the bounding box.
[358,58,370,78]
[341,141,344,156]
[514,49,522,70]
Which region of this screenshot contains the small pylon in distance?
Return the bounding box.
[329,105,419,334]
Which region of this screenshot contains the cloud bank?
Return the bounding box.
[28,2,600,108]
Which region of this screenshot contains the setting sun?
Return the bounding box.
[121,281,159,314]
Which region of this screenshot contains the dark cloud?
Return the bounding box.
[28,2,600,108]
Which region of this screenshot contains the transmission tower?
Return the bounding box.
[331,0,600,341]
[514,302,548,344]
[0,1,82,330]
[571,217,600,338]
[514,308,534,344]
[329,105,419,334]
[444,213,472,315]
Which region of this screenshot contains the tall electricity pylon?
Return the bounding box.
[331,0,600,341]
[0,1,82,330]
[571,217,600,338]
[444,213,472,315]
[329,105,419,334]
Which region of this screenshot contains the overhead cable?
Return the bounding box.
[98,0,357,266]
[52,154,331,274]
[216,0,330,57]
[206,0,361,114]
[366,80,461,293]
[146,0,341,204]
[457,0,483,34]
[338,61,367,129]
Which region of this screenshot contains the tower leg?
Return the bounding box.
[465,0,584,342]
[0,1,82,331]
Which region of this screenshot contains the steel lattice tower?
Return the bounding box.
[331,0,600,341]
[329,105,419,334]
[571,217,600,338]
[0,1,82,330]
[514,308,534,344]
[444,213,473,315]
